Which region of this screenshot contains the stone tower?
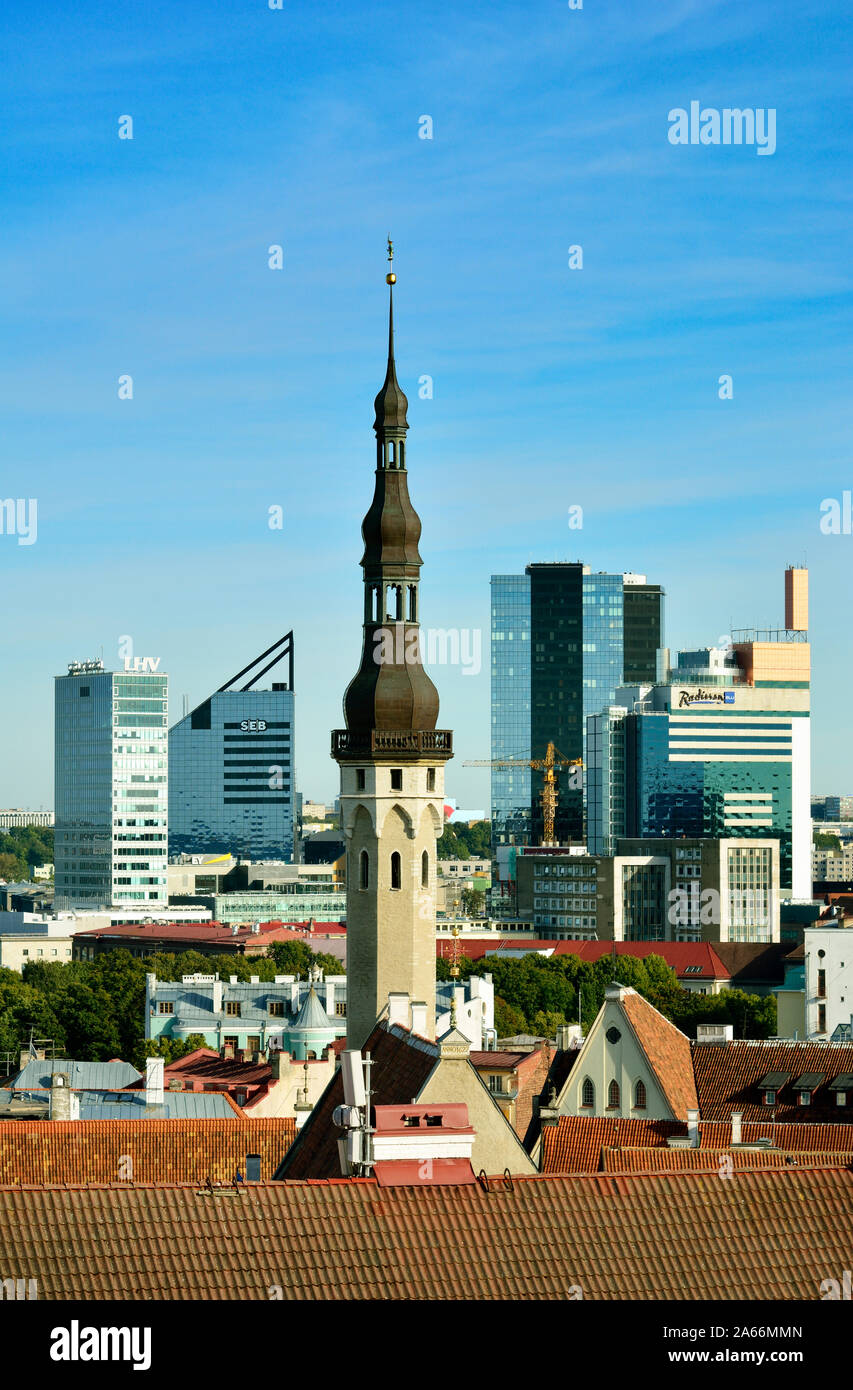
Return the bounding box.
[333,244,453,1049]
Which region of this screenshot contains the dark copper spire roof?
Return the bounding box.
[335,248,446,750]
[373,283,409,435]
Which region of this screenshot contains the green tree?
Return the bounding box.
[269,940,315,975]
[460,886,485,917]
[0,852,29,882]
[814,831,842,851]
[436,820,491,861]
[494,997,527,1037]
[135,1033,209,1070]
[531,1009,568,1038]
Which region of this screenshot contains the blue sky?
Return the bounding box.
[0,0,850,811]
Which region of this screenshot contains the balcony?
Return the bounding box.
[331,729,453,758]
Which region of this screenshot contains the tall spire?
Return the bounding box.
[374,238,409,436]
[335,243,444,743]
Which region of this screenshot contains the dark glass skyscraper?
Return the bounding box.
[490,564,664,848]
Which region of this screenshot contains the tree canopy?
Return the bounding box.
[436,951,776,1041]
[436,820,491,860]
[0,943,346,1071]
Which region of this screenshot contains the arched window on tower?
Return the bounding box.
[359,850,369,891]
[421,850,429,888]
[385,585,402,621]
[390,852,401,891]
[608,1080,621,1109]
[371,586,380,622]
[408,585,417,621]
[388,440,396,468]
[581,1078,594,1108]
[399,441,405,468]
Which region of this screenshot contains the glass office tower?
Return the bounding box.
[168,635,296,861]
[54,660,169,910]
[490,564,664,847]
[169,689,295,861]
[490,575,531,847]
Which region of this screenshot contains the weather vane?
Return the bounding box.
[386,236,396,285]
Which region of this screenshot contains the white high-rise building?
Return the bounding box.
[54,659,168,910]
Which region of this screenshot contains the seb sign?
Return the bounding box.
[240,719,267,731]
[123,657,161,672]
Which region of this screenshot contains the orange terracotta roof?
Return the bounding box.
[469,1051,530,1069]
[0,1117,295,1184]
[1,1166,851,1299]
[620,989,698,1119]
[602,1144,853,1173]
[540,1116,682,1173]
[692,1040,853,1122]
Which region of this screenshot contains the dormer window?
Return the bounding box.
[792,1073,825,1107]
[757,1071,790,1106]
[830,1073,853,1107]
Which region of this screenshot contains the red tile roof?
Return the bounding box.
[699,1119,853,1150]
[73,921,308,945]
[692,1040,853,1122]
[620,989,698,1119]
[469,1050,531,1069]
[0,1117,295,1184]
[600,1146,789,1173]
[2,1166,851,1299]
[541,1114,853,1174]
[541,1116,682,1173]
[550,940,731,980]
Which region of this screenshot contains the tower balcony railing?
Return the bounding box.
[332,729,453,758]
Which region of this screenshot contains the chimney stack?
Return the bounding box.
[50,1072,74,1122]
[146,1056,165,1107]
[731,1111,742,1146]
[410,1001,428,1035]
[686,1108,700,1148]
[387,992,411,1028]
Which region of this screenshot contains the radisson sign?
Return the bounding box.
[677,689,735,708]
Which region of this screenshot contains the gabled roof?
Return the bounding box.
[3,1166,852,1300]
[10,1058,141,1093]
[0,1117,295,1184]
[692,1041,853,1122]
[709,942,796,986]
[619,989,698,1119]
[550,940,731,981]
[277,1021,439,1179]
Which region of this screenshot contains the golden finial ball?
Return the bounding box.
[386,272,396,284]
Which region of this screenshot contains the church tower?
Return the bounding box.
[333,243,453,1049]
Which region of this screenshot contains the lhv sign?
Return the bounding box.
[123,657,161,673]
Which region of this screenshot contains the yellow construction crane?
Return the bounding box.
[463,742,582,846]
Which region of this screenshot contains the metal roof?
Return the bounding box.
[291,987,332,1031]
[792,1072,826,1091]
[11,1058,141,1095]
[76,1092,236,1120]
[757,1071,791,1090]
